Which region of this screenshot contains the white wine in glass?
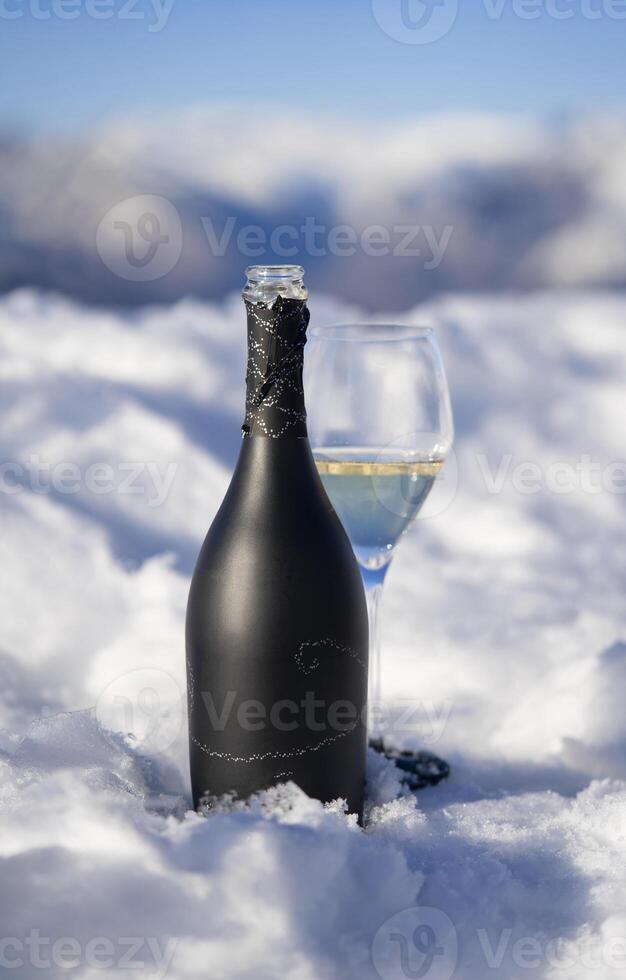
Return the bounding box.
[305,324,454,776]
[314,455,444,570]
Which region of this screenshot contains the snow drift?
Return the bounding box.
[0,286,625,978]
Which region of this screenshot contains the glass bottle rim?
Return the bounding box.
[245,265,305,283]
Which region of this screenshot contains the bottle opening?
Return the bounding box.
[245,265,304,282]
[243,265,307,304]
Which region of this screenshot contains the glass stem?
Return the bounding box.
[361,564,390,746]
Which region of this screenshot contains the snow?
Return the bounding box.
[1,287,626,978]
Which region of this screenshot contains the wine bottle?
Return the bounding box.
[186,265,369,819]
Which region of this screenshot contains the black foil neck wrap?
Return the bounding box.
[242,296,310,438]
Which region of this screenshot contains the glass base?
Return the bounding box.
[369,738,451,791]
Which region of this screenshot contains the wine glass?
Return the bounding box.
[305,324,454,778]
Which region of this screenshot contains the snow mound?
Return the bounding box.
[1,287,626,977]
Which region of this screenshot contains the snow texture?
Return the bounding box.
[1,287,626,979]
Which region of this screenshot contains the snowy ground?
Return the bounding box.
[1,287,626,979]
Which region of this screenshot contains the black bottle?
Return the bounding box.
[186,265,369,818]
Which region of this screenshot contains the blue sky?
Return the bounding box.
[1,0,625,132]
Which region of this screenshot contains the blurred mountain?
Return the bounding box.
[1,107,626,310]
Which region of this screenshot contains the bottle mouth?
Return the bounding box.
[243,265,307,304]
[245,265,305,283]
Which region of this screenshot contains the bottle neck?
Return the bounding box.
[242,296,310,439]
